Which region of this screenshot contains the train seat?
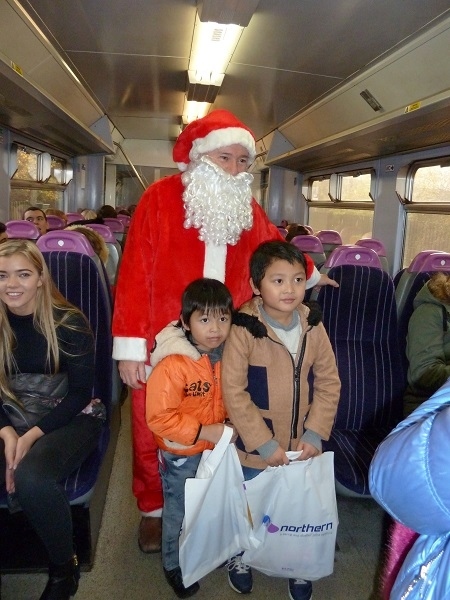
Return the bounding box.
[316,264,404,497]
[316,230,342,258]
[65,212,85,224]
[45,215,66,230]
[5,220,40,240]
[103,217,125,246]
[0,247,120,572]
[85,223,123,285]
[355,238,389,272]
[290,234,326,268]
[36,230,111,301]
[116,214,131,231]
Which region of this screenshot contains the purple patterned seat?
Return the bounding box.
[356,238,389,272]
[103,217,125,245]
[5,220,40,240]
[316,230,342,258]
[87,224,122,284]
[116,214,131,229]
[37,230,96,256]
[46,215,66,230]
[316,265,404,497]
[324,244,382,270]
[86,223,116,243]
[290,235,326,267]
[65,212,84,224]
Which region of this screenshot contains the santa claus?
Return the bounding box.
[112,109,336,553]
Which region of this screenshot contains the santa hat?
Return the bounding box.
[173,109,256,171]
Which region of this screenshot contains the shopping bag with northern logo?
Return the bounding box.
[242,451,338,580]
[179,426,251,587]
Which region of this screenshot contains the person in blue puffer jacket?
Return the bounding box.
[369,377,450,599]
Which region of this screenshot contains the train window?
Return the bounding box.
[310,178,330,201]
[402,161,450,266]
[11,146,39,181]
[9,145,69,220]
[340,170,373,201]
[306,170,374,244]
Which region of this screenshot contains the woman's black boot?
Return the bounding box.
[39,554,80,600]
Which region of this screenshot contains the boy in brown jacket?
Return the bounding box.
[222,240,340,600]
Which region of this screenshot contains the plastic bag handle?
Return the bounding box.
[198,425,234,477]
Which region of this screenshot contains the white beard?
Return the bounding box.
[181,156,254,246]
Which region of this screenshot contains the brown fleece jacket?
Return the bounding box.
[221,297,341,470]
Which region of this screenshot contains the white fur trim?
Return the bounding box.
[306,266,321,289]
[140,508,162,517]
[112,336,147,361]
[190,127,256,162]
[203,243,227,282]
[177,162,188,172]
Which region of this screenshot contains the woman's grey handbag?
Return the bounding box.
[1,373,68,433]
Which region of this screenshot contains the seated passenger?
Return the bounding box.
[45,208,68,225]
[23,206,49,236]
[0,239,105,600]
[65,224,109,266]
[285,223,311,242]
[97,204,117,219]
[0,222,7,243]
[404,272,450,416]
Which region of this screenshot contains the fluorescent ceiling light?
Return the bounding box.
[189,15,243,80]
[182,96,211,125]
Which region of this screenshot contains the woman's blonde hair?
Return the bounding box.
[81,209,97,220]
[0,239,90,400]
[66,225,109,264]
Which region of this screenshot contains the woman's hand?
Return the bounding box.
[12,426,44,470]
[0,426,19,493]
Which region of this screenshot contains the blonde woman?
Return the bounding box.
[0,240,105,600]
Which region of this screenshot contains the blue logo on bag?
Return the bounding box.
[262,514,334,535]
[262,515,279,533]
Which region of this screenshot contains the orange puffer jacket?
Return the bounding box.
[146,321,226,455]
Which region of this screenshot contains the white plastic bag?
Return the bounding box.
[179,426,251,587]
[242,451,338,580]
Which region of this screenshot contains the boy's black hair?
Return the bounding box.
[250,240,307,289]
[180,278,233,324]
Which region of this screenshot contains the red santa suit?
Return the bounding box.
[112,110,318,513]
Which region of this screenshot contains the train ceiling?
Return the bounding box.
[2,0,450,168]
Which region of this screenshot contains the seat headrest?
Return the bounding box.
[37,230,95,256]
[103,218,125,233]
[290,235,324,253]
[116,214,131,227]
[325,245,382,269]
[85,223,117,243]
[408,250,450,273]
[5,220,40,240]
[355,238,387,257]
[316,230,342,244]
[46,215,66,230]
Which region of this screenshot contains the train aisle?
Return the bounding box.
[2,396,385,600]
